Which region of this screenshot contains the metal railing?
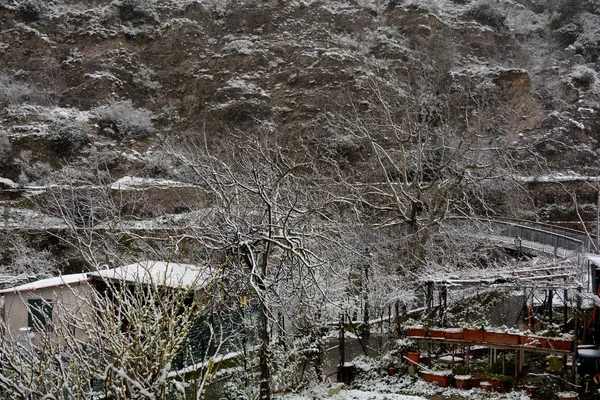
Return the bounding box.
[446,217,590,258]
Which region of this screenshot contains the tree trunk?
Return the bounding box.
[259,303,271,400]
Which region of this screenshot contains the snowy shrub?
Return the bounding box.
[116,0,157,23]
[549,0,587,28]
[0,132,10,159]
[554,23,583,46]
[574,26,600,61]
[571,65,596,89]
[48,119,91,156]
[0,73,52,107]
[93,100,155,140]
[16,0,45,23]
[222,39,254,55]
[466,2,507,29]
[219,380,260,400]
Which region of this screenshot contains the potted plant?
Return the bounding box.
[491,374,512,392]
[463,327,484,342]
[480,380,493,392]
[481,373,512,392]
[421,369,453,387]
[523,384,539,398]
[521,334,547,348]
[406,325,426,337]
[454,374,471,389]
[428,327,445,338]
[407,351,420,366]
[444,328,464,340]
[547,337,572,352]
[484,328,520,346]
[557,392,579,400]
[538,325,573,352]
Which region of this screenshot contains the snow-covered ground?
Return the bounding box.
[276,374,531,400]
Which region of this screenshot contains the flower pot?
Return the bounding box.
[521,335,547,348]
[422,371,453,387]
[557,391,579,400]
[407,327,426,337]
[463,328,484,342]
[445,328,464,340]
[428,328,445,339]
[484,331,519,346]
[480,381,493,392]
[492,378,512,392]
[524,385,539,398]
[454,375,471,389]
[407,351,420,366]
[548,338,572,352]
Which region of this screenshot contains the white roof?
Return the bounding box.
[585,254,600,266]
[89,261,212,289]
[0,273,90,294]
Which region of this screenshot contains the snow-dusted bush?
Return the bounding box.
[48,119,91,156]
[222,39,254,55]
[571,65,596,89]
[0,74,51,107]
[116,0,157,23]
[554,23,583,46]
[466,2,507,29]
[0,132,10,160]
[574,24,600,61]
[16,0,46,23]
[93,100,155,140]
[549,0,587,28]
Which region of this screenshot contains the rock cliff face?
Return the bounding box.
[0,0,599,271]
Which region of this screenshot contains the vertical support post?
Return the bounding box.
[339,313,345,369]
[426,282,433,328]
[363,248,371,338]
[596,182,599,253]
[441,286,448,327]
[395,301,401,335]
[548,289,553,325]
[563,289,569,333]
[451,345,455,369]
[514,351,518,381]
[573,287,582,385]
[465,346,470,374]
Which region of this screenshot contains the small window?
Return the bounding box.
[27,299,52,330]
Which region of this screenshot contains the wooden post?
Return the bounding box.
[426,282,433,328]
[465,346,470,373]
[573,287,582,384]
[514,351,519,381]
[563,289,568,333]
[339,313,345,368]
[441,286,448,327]
[548,289,553,324]
[395,301,400,335]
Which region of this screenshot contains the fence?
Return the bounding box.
[446,217,591,258]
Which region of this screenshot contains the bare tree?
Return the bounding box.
[166,127,344,400]
[326,71,519,271]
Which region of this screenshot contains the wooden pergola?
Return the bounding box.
[417,260,582,384]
